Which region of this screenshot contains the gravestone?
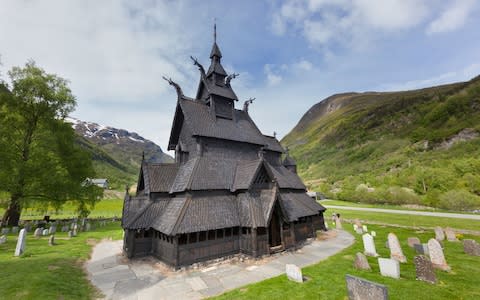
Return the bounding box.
[354,252,371,270]
[0,235,6,244]
[12,226,19,234]
[345,275,388,300]
[14,229,27,256]
[42,229,49,236]
[1,228,9,235]
[68,231,73,238]
[407,237,421,248]
[354,219,363,227]
[34,228,43,238]
[434,226,445,241]
[362,233,379,257]
[356,227,364,235]
[388,233,406,263]
[362,225,368,232]
[353,224,358,231]
[428,238,450,271]
[24,223,32,232]
[371,231,376,237]
[414,243,429,256]
[85,223,91,232]
[414,255,436,284]
[73,224,78,236]
[49,225,57,235]
[463,239,480,256]
[378,258,400,279]
[61,225,69,232]
[49,235,55,246]
[286,264,303,283]
[335,216,343,229]
[444,227,458,242]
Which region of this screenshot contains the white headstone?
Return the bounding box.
[73,224,78,236]
[428,238,450,271]
[0,235,6,244]
[286,264,303,283]
[49,226,56,235]
[14,229,27,256]
[362,233,379,257]
[42,229,49,236]
[34,228,42,237]
[362,225,368,232]
[68,230,73,238]
[11,226,19,234]
[388,233,407,263]
[444,228,458,242]
[371,231,376,237]
[335,216,342,229]
[353,224,358,231]
[378,258,400,279]
[434,226,445,241]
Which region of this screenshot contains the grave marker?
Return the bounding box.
[407,237,421,248]
[434,226,445,241]
[428,238,450,271]
[12,226,19,234]
[414,243,429,256]
[0,235,6,244]
[345,275,388,300]
[42,229,49,236]
[378,258,400,279]
[14,229,27,256]
[362,225,368,232]
[286,264,303,283]
[414,255,436,284]
[34,228,43,238]
[463,239,480,256]
[49,235,55,246]
[388,233,406,263]
[1,228,9,235]
[444,227,458,242]
[362,233,379,257]
[353,252,371,270]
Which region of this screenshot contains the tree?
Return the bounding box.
[0,61,101,226]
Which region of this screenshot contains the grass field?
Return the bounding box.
[0,222,122,299]
[213,225,480,300]
[0,198,124,220]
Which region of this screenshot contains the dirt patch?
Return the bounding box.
[317,230,338,240]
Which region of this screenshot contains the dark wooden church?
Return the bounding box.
[122,28,326,268]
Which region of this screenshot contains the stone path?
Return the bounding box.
[324,205,480,220]
[86,230,354,299]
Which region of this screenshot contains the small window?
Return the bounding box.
[257,227,266,235]
[217,229,224,239]
[208,230,216,240]
[188,232,197,243]
[225,228,232,237]
[242,227,247,235]
[199,231,207,242]
[233,227,239,236]
[179,234,187,245]
[282,223,290,230]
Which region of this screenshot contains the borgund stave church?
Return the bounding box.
[121,29,326,268]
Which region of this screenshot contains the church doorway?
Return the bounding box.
[268,206,282,248]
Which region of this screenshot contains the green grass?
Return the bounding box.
[321,199,477,214]
[329,208,480,232]
[0,222,122,299]
[213,225,480,300]
[0,198,124,220]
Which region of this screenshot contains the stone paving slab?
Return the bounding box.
[87,230,354,299]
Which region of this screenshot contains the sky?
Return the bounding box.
[1,0,480,153]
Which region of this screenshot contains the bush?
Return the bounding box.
[438,189,480,211]
[384,186,421,205]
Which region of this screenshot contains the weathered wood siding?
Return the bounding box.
[177,236,239,266]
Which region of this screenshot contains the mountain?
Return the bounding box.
[66,117,173,189]
[282,76,480,211]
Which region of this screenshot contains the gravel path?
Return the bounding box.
[324,205,480,220]
[86,230,354,299]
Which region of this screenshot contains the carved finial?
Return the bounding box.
[162,76,184,99]
[273,131,277,138]
[225,73,239,86]
[243,97,255,113]
[214,18,217,43]
[190,56,206,78]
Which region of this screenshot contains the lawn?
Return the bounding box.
[0,222,123,299]
[213,225,480,300]
[327,208,480,232]
[0,198,124,220]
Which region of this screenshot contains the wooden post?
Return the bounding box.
[290,222,297,249]
[252,228,257,257]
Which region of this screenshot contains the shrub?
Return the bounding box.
[438,189,480,211]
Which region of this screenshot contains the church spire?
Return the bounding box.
[210,21,222,60]
[207,21,226,77]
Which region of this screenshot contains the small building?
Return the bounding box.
[84,178,109,189]
[121,28,326,268]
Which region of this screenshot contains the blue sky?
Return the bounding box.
[1,0,480,153]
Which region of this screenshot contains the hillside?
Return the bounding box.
[66,118,173,189]
[282,76,480,211]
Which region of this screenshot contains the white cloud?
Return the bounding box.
[264,64,283,86]
[427,0,476,34]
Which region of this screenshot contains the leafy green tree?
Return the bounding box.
[0,61,101,226]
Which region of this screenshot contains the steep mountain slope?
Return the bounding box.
[66,117,172,189]
[282,76,480,210]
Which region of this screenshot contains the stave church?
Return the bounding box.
[121,27,326,268]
